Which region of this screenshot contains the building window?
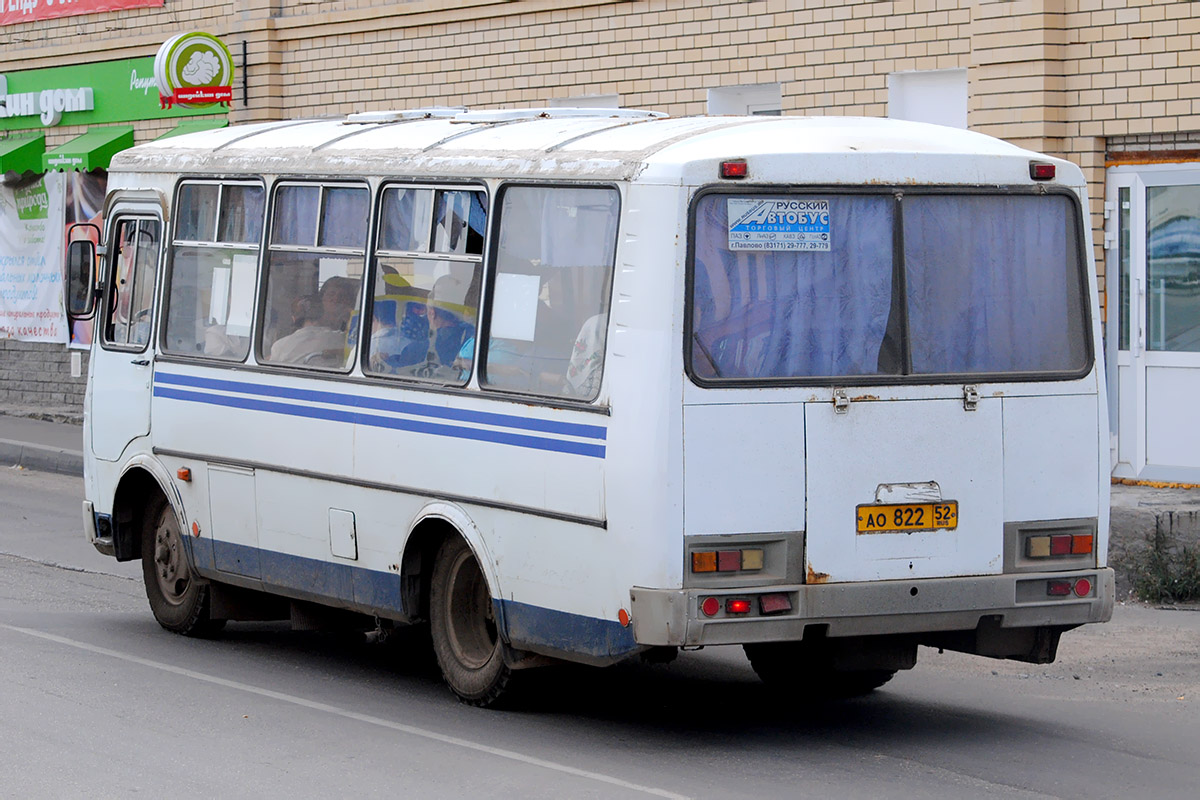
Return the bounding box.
[888,69,968,129]
[707,84,782,116]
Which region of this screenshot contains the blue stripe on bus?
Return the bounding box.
[154,371,606,440]
[196,539,640,662]
[153,386,607,458]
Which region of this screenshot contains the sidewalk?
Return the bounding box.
[0,413,84,477]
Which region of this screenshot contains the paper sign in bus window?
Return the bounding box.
[727,198,831,251]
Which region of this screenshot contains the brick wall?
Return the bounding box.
[0,340,88,421]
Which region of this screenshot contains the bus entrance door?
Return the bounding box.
[90,212,162,461]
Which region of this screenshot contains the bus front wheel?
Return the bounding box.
[141,498,224,637]
[430,537,513,707]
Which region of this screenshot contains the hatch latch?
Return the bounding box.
[963,385,980,412]
[833,389,850,415]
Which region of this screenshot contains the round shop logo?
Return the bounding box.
[154,32,234,109]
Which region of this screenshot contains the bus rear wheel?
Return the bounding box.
[430,537,513,707]
[743,642,896,698]
[141,498,224,636]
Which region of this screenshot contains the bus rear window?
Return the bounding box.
[688,191,1090,383]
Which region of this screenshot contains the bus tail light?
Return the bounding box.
[1047,580,1072,596]
[759,593,792,615]
[720,159,748,179]
[690,548,764,574]
[1029,161,1056,180]
[725,598,752,614]
[1027,534,1093,558]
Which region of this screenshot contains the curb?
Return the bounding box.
[0,438,84,477]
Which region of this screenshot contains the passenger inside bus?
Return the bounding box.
[268,294,348,364]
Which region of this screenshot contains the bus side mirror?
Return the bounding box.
[66,237,98,319]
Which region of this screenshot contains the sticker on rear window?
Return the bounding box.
[727,198,830,251]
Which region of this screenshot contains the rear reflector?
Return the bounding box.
[1047,580,1072,596]
[1074,578,1092,597]
[701,596,720,616]
[759,593,792,615]
[726,598,752,614]
[692,552,717,573]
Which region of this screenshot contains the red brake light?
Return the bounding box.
[717,550,741,572]
[1050,535,1073,556]
[726,598,752,614]
[1029,161,1056,181]
[720,159,748,179]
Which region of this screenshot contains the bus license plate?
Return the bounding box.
[856,502,958,533]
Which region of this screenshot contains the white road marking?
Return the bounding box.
[1,623,689,800]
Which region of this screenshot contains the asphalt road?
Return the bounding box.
[2,465,1198,799]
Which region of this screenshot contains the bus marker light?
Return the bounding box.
[726,598,752,614]
[717,550,741,571]
[1074,578,1092,597]
[741,549,764,570]
[1047,580,1071,596]
[618,608,631,627]
[759,593,791,615]
[701,597,720,617]
[692,552,717,573]
[176,467,191,482]
[1029,162,1056,180]
[1072,534,1093,555]
[191,521,201,537]
[720,159,748,179]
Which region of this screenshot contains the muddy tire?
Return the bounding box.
[429,537,513,707]
[744,642,896,698]
[142,498,224,637]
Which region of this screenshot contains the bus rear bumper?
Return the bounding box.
[629,568,1114,648]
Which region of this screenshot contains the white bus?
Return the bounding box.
[68,108,1113,706]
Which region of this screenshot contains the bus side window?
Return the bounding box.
[482,185,619,401]
[364,185,484,385]
[162,181,263,360]
[259,183,368,370]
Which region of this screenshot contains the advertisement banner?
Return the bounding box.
[2,0,164,27]
[1,56,220,131]
[0,174,68,343]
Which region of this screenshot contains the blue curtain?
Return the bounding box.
[691,194,894,379]
[904,194,1087,374]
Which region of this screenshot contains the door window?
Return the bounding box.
[1145,185,1200,351]
[103,218,161,349]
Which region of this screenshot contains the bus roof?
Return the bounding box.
[113,109,1083,187]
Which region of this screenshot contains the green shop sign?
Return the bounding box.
[0,57,224,131]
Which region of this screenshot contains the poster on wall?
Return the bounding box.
[0,173,68,343]
[1,0,164,27]
[64,171,106,347]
